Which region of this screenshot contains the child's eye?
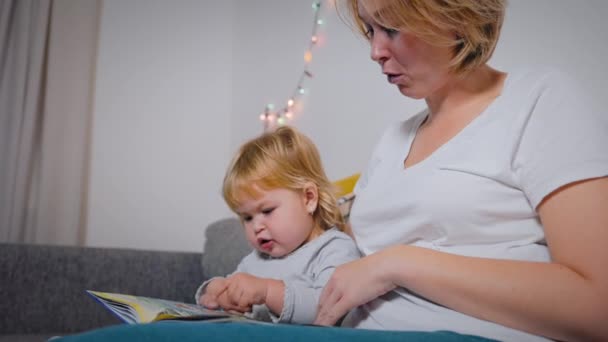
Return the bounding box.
[261,208,275,215]
[242,215,253,222]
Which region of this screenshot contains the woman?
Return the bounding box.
[314,1,608,341]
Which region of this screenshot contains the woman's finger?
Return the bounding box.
[317,280,334,307]
[315,284,344,325]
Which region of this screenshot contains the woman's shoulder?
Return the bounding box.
[499,65,590,119]
[505,65,579,93]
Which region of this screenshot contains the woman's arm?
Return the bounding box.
[316,177,608,341]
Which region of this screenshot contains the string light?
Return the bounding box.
[260,1,324,131]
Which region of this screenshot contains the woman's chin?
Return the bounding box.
[397,85,424,99]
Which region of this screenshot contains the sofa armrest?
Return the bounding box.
[0,243,204,335]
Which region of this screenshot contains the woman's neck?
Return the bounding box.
[424,65,506,124]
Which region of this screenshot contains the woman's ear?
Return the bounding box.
[302,182,319,214]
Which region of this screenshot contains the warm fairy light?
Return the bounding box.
[260,1,324,131]
[304,51,313,63]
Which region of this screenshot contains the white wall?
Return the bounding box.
[230,1,421,181]
[87,0,234,252]
[86,0,607,252]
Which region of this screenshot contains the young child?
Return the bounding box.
[195,126,360,325]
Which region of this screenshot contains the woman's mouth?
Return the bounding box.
[386,73,402,84]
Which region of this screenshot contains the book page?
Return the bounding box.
[86,290,231,324]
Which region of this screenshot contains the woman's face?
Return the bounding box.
[358,3,455,99]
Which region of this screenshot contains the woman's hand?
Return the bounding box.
[314,247,399,326]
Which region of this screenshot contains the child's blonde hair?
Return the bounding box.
[223,126,346,233]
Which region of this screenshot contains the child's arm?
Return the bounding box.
[261,278,285,315]
[279,235,360,324]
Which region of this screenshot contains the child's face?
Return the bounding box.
[235,187,317,258]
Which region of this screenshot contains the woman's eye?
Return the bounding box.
[363,25,374,38]
[363,24,398,39]
[384,27,398,37]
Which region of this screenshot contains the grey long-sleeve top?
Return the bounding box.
[195,228,360,325]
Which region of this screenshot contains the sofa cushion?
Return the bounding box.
[0,243,203,334]
[201,218,251,279]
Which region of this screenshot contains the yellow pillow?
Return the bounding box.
[333,173,360,197]
[333,173,360,221]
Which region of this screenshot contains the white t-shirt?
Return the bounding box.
[344,68,608,341]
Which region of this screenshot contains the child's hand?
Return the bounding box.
[223,272,269,313]
[199,278,228,309]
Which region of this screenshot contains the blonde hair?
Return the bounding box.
[223,126,346,233]
[341,0,506,75]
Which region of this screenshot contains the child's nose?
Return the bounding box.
[252,216,265,233]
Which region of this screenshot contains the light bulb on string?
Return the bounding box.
[260,1,325,131]
[304,51,313,63]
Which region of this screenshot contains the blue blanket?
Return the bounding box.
[54,321,496,341]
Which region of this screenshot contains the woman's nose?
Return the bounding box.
[370,35,389,65]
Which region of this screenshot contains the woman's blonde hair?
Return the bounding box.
[223,126,345,233]
[341,0,506,75]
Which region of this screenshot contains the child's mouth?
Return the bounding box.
[258,238,274,251]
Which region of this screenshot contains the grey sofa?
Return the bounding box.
[0,218,250,342]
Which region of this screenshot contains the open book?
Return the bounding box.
[86,290,260,324]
